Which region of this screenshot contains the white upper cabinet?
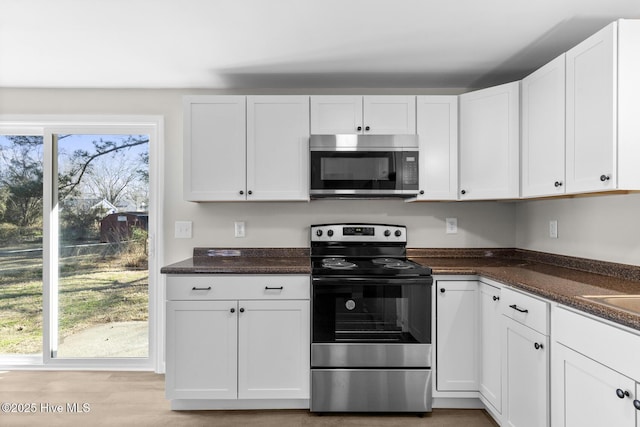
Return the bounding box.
[521,54,566,198]
[310,96,363,134]
[459,81,520,200]
[566,19,640,194]
[246,96,310,201]
[310,95,416,134]
[414,96,458,200]
[183,96,247,201]
[183,95,310,202]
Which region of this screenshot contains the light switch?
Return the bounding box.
[234,221,246,238]
[175,221,192,239]
[446,218,458,234]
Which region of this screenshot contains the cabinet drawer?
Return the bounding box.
[166,275,310,301]
[501,287,549,335]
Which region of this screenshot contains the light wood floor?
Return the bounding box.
[0,371,499,426]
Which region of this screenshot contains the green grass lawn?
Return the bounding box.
[0,251,148,355]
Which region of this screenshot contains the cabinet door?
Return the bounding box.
[363,95,416,134]
[551,343,635,427]
[503,318,548,427]
[415,96,458,200]
[166,300,238,399]
[521,54,566,198]
[479,282,502,413]
[183,96,246,201]
[237,300,310,399]
[566,22,617,193]
[246,96,310,201]
[459,81,520,200]
[436,280,478,391]
[310,95,363,134]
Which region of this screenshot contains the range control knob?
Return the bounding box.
[315,229,323,237]
[395,230,402,237]
[327,229,334,237]
[384,230,391,237]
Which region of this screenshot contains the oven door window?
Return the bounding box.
[310,151,399,190]
[312,280,431,344]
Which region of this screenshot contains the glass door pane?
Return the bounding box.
[0,135,44,357]
[54,134,149,358]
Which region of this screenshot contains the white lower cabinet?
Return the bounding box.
[503,317,549,427]
[237,299,310,399]
[166,300,238,399]
[553,344,636,427]
[502,287,549,427]
[165,275,310,409]
[436,280,478,392]
[552,305,640,427]
[479,281,502,415]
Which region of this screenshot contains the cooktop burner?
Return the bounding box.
[310,223,433,278]
[313,257,431,276]
[322,258,357,269]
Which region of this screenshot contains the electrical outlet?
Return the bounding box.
[549,220,558,239]
[175,221,192,239]
[234,221,246,238]
[445,218,458,234]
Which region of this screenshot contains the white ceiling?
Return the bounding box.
[1,0,640,90]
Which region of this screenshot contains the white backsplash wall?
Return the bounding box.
[168,199,516,262]
[515,193,640,266]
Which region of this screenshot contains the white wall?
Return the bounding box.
[0,88,514,266]
[515,193,640,266]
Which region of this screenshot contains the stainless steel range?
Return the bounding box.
[310,223,433,413]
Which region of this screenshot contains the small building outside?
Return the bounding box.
[100,212,148,243]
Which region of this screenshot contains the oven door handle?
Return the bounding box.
[312,276,432,286]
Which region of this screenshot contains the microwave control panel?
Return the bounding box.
[402,152,419,186]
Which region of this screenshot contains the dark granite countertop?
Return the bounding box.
[160,248,311,275]
[409,249,640,332]
[161,247,640,332]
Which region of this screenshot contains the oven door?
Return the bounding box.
[309,151,418,196]
[311,276,432,368]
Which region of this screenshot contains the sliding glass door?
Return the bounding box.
[52,133,149,359]
[0,119,160,369]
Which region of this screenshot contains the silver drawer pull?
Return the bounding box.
[192,286,212,291]
[265,286,284,290]
[509,304,528,313]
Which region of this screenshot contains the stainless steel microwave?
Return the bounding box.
[309,134,419,198]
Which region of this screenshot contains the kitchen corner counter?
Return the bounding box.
[409,249,640,332]
[160,248,311,275]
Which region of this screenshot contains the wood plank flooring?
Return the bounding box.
[0,371,498,426]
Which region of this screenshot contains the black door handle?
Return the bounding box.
[192,286,211,291]
[265,286,284,290]
[509,304,529,313]
[493,295,500,301]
